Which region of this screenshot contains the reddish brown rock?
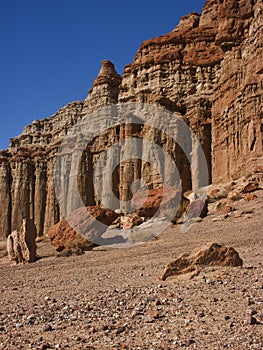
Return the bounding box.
[242,182,259,194]
[243,193,257,201]
[208,188,228,202]
[147,310,159,320]
[218,204,236,215]
[48,206,119,251]
[132,186,181,219]
[160,243,243,280]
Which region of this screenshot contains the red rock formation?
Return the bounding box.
[0,0,262,240]
[212,0,263,182]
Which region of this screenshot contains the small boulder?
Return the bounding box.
[242,182,259,193]
[218,204,236,215]
[243,193,257,201]
[121,213,144,229]
[160,243,243,280]
[186,197,208,219]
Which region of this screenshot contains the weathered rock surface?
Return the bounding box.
[48,206,119,251]
[19,218,37,263]
[160,243,243,280]
[0,0,262,239]
[132,186,181,219]
[185,197,209,219]
[6,230,23,263]
[6,219,37,263]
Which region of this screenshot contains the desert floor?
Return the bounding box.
[0,190,263,349]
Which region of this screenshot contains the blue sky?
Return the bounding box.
[0,0,205,150]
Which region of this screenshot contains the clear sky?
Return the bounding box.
[0,0,205,150]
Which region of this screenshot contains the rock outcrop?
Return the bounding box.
[0,0,262,239]
[160,243,243,280]
[6,219,37,263]
[6,230,23,263]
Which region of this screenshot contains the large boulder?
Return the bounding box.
[6,218,37,263]
[132,186,181,220]
[160,243,243,280]
[48,206,119,252]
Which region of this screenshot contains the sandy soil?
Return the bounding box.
[0,190,263,349]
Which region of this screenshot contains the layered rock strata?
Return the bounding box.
[0,0,262,238]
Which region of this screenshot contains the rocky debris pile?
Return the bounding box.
[117,186,184,230]
[207,179,261,220]
[208,180,260,203]
[48,206,119,254]
[160,243,243,281]
[6,218,37,263]
[120,213,144,230]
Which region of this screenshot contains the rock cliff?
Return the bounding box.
[0,0,262,238]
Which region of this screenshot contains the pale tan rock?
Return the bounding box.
[160,243,243,281]
[6,230,23,263]
[19,219,37,263]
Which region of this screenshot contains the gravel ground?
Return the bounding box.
[0,190,263,349]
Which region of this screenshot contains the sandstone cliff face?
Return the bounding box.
[0,0,262,238]
[119,0,262,184]
[212,0,263,181]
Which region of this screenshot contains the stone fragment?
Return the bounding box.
[147,310,159,320]
[243,193,257,201]
[120,214,143,229]
[242,182,259,194]
[208,188,228,202]
[6,231,19,262]
[218,205,236,215]
[227,190,243,201]
[43,324,52,332]
[160,243,243,280]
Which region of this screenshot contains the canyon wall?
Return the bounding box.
[0,0,262,238]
